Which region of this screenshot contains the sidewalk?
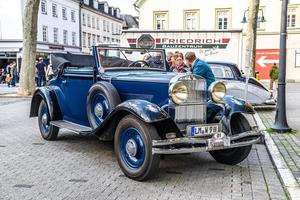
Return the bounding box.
[0,83,19,95]
[256,83,300,199]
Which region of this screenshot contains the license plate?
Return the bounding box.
[190,124,219,137]
[207,133,230,150]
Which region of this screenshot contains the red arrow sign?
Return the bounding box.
[255,49,280,79]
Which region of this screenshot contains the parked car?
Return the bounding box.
[30,46,263,181]
[207,61,275,106]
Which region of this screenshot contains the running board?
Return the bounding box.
[50,120,92,135]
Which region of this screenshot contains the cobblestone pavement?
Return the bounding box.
[258,109,300,187]
[0,99,287,200]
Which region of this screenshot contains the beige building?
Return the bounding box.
[134,0,300,81]
[81,0,123,53]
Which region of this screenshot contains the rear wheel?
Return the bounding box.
[209,114,252,165]
[114,115,160,181]
[38,100,59,140]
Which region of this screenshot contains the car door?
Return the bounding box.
[57,67,94,126]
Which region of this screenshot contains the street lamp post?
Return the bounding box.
[272,0,291,133]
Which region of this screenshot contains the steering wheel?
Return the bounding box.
[128,60,150,68]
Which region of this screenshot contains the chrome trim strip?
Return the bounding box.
[152,137,261,155]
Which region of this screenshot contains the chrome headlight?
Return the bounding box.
[169,81,189,104]
[209,81,226,103]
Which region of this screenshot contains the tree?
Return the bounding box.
[19,0,40,96]
[244,0,260,77]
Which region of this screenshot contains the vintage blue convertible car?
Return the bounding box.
[30,46,263,181]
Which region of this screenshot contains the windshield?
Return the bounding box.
[96,47,166,71]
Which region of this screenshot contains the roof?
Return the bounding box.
[134,0,146,8]
[122,14,139,29]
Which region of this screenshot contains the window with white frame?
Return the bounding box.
[287,8,297,28]
[216,9,230,30]
[82,32,86,47]
[52,3,57,17]
[257,9,265,30]
[92,34,96,45]
[42,26,48,42]
[62,7,67,20]
[92,17,95,28]
[53,27,58,43]
[184,11,198,30]
[96,18,100,30]
[63,30,68,45]
[107,21,109,32]
[154,12,168,30]
[82,13,86,26]
[71,10,76,22]
[87,14,91,27]
[88,33,91,47]
[41,0,47,14]
[72,32,76,46]
[111,23,114,34]
[97,35,100,43]
[103,20,106,31]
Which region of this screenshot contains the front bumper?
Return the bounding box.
[152,130,263,154]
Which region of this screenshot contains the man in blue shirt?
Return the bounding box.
[36,57,46,87]
[184,52,215,88]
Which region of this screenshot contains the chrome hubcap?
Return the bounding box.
[94,103,104,118]
[42,113,48,125]
[126,139,137,157]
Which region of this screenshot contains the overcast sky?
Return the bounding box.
[106,0,138,15]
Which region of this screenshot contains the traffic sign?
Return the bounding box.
[255,49,280,79]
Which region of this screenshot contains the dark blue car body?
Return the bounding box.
[30,46,263,181]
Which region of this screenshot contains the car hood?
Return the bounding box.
[102,70,181,83]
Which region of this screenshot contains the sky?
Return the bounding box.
[105,0,138,15]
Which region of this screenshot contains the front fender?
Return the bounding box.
[114,100,169,123]
[93,100,170,140]
[223,95,255,114]
[29,87,62,120]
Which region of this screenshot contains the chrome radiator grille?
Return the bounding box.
[174,77,206,124]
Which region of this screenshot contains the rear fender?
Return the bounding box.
[29,87,62,120]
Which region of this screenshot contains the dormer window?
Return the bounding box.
[104,3,108,13]
[83,0,89,5]
[93,0,98,9]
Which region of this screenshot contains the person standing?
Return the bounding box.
[184,51,215,88]
[6,62,12,87]
[171,55,188,73]
[269,63,279,98]
[10,61,17,87]
[36,57,47,87]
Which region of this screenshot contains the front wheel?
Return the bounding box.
[210,114,252,165]
[114,115,160,181]
[38,100,59,140]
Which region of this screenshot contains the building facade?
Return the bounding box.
[0,0,81,70]
[80,0,123,54]
[134,0,300,81]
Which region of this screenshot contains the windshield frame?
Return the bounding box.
[93,46,168,74]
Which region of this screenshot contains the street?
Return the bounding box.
[0,98,287,200]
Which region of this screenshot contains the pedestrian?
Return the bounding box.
[269,63,279,98]
[9,61,17,87]
[171,56,188,73]
[36,57,47,87]
[166,52,176,68]
[184,51,215,88]
[46,61,54,82]
[6,62,12,87]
